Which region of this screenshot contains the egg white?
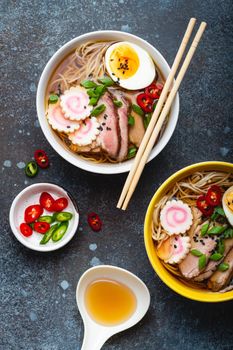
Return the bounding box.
[222,186,233,226]
[105,41,156,90]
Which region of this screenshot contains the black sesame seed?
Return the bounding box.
[104,114,108,119]
[102,122,106,126]
[84,106,87,109]
[67,126,70,128]
[174,245,177,249]
[106,127,112,131]
[112,73,115,76]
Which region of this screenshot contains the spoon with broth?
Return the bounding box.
[76,265,150,350]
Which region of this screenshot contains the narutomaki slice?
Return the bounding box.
[160,200,193,235]
[68,117,100,146]
[47,102,80,133]
[60,86,93,121]
[157,235,191,264]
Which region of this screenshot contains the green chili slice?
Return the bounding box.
[25,161,38,177]
[38,215,54,224]
[128,115,135,126]
[40,223,59,245]
[217,263,229,272]
[91,104,106,116]
[49,94,59,103]
[52,222,69,242]
[53,212,73,222]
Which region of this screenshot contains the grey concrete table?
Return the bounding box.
[1,1,233,349]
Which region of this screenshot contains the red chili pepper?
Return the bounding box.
[24,204,43,223]
[196,195,214,217]
[34,222,50,234]
[40,192,55,212]
[20,223,33,237]
[34,149,49,169]
[136,93,154,113]
[145,83,163,99]
[52,197,68,212]
[206,185,222,207]
[87,212,102,232]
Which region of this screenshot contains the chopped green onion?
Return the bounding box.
[128,115,135,126]
[49,94,59,103]
[211,206,226,220]
[223,227,233,239]
[217,239,225,255]
[191,249,203,257]
[198,254,206,270]
[95,84,106,96]
[91,104,106,117]
[201,223,209,236]
[208,225,228,235]
[98,76,114,87]
[217,263,229,272]
[132,104,144,116]
[113,100,123,108]
[87,89,98,98]
[210,252,223,261]
[80,80,97,88]
[127,146,137,159]
[144,113,152,129]
[89,97,99,106]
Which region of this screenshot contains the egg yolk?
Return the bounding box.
[109,44,139,80]
[226,191,233,212]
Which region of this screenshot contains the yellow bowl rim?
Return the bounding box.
[144,161,233,302]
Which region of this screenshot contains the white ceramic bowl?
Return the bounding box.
[9,183,79,252]
[37,30,179,174]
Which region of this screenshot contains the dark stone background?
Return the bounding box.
[1,0,233,349]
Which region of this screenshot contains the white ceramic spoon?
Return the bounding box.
[76,265,150,350]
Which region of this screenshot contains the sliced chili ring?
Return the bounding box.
[25,161,38,177]
[34,221,50,234]
[196,195,214,217]
[145,83,160,99]
[20,223,33,237]
[206,185,222,207]
[136,93,154,113]
[87,212,102,232]
[34,149,49,169]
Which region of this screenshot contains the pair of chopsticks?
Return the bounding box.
[117,18,207,210]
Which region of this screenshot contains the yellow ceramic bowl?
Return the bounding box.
[144,161,233,302]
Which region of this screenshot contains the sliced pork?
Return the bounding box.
[179,224,217,279]
[207,248,233,292]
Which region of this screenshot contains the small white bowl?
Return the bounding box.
[9,183,79,252]
[37,30,179,175]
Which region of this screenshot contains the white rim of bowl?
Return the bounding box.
[9,183,79,252]
[37,30,179,174]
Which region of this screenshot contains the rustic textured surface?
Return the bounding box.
[1,0,233,349]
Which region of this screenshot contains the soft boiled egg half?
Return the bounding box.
[222,186,233,226]
[105,41,156,90]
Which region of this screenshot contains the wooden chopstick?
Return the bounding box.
[117,18,197,209]
[120,21,207,210]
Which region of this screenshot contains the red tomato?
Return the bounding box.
[39,192,55,212]
[206,185,222,207]
[20,223,33,237]
[196,195,214,217]
[87,212,102,232]
[52,197,68,212]
[34,222,50,234]
[34,149,49,169]
[24,205,43,223]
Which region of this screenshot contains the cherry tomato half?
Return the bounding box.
[52,197,68,212]
[145,83,163,99]
[34,221,50,234]
[40,192,55,212]
[87,212,102,232]
[196,195,214,217]
[20,223,33,237]
[34,149,49,169]
[24,204,43,223]
[206,185,222,207]
[136,93,154,113]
